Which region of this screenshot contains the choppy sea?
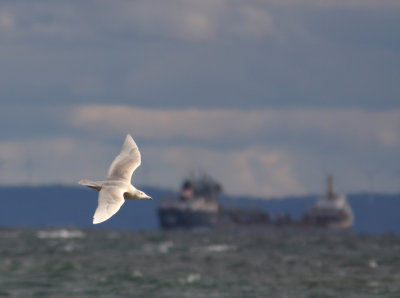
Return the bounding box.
[0,227,399,297]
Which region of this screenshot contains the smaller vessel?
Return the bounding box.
[158,174,222,229]
[303,175,353,229]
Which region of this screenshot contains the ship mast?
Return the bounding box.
[327,174,335,200]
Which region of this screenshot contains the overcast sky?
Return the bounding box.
[0,0,399,197]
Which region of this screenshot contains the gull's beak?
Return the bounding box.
[147,196,153,200]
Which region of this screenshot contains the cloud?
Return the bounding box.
[0,105,399,196]
[0,0,277,41]
[120,0,223,41]
[0,136,301,196]
[71,105,400,150]
[0,137,115,185]
[90,0,278,41]
[3,0,397,41]
[67,105,400,195]
[144,145,303,197]
[0,12,15,29]
[232,4,276,38]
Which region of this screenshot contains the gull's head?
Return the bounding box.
[137,190,152,200]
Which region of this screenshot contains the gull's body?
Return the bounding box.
[79,134,152,224]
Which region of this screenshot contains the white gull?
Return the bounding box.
[79,134,152,224]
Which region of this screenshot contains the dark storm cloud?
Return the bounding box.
[0,0,399,108]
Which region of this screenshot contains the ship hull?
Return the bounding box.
[158,207,219,229]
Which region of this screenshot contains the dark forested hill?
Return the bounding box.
[0,186,398,234]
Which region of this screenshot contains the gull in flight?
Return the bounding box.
[79,134,152,224]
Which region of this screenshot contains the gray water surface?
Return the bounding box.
[0,227,399,297]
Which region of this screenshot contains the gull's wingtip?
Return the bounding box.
[123,134,136,147]
[121,134,138,153]
[93,216,106,224]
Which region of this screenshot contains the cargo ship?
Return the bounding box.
[158,174,353,230]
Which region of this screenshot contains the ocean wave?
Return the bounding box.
[36,229,85,239]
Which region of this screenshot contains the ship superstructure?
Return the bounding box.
[303,175,353,229]
[158,174,221,229]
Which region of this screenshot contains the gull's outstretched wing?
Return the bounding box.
[107,134,141,181]
[93,186,125,224]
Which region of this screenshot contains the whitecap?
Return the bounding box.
[368,260,378,269]
[158,241,174,253]
[131,270,143,278]
[206,244,234,253]
[36,229,85,239]
[179,273,201,284]
[143,241,174,254]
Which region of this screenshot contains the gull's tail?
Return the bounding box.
[78,179,104,191]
